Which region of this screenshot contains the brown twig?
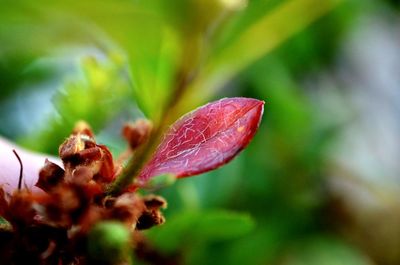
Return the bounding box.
[12,150,23,191]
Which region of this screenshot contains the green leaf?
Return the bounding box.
[173,0,343,114]
[146,210,255,253]
[129,27,181,123]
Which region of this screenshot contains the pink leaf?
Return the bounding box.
[137,97,264,185]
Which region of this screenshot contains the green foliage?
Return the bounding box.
[279,236,372,265]
[19,54,134,154]
[146,210,255,254]
[0,0,343,127]
[174,0,343,114]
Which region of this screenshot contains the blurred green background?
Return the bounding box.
[1,0,400,264]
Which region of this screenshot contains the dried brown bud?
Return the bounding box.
[7,191,37,226]
[76,147,103,162]
[73,120,94,138]
[107,193,145,229]
[59,135,85,162]
[59,132,115,185]
[0,120,172,264]
[59,120,97,165]
[136,195,166,230]
[122,119,153,149]
[43,184,90,226]
[142,195,167,210]
[36,159,65,192]
[136,209,165,230]
[69,166,94,185]
[95,145,115,183]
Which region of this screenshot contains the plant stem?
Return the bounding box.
[108,32,210,195]
[106,128,160,196]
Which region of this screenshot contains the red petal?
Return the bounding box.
[137,97,264,185]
